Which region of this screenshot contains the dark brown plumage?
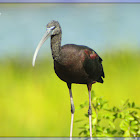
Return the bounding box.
[32,20,105,139]
[54,44,105,84]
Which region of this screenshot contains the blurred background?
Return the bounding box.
[0,3,140,137]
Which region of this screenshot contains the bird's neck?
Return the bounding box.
[51,34,61,61]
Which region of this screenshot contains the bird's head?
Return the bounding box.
[32,20,61,67]
[46,20,62,36]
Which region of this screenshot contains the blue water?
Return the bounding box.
[0,4,140,58]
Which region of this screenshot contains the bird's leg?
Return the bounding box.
[67,83,75,139]
[87,83,92,139]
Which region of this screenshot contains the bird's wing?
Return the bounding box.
[83,49,105,83]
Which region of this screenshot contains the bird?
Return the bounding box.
[32,20,105,139]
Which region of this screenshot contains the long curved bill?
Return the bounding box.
[32,26,55,67]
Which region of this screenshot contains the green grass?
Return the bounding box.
[0,49,140,137]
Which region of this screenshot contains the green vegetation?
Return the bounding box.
[0,50,140,136]
[76,91,140,137]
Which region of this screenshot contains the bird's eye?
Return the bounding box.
[46,26,55,30]
[51,26,55,30]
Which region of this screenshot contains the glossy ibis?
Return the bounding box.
[32,20,105,139]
